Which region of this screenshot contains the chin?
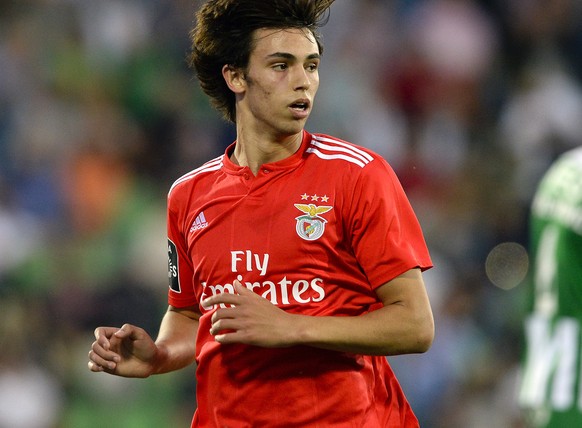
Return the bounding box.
[280,127,304,138]
[285,118,308,134]
[266,115,307,138]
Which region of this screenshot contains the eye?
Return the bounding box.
[306,62,319,72]
[272,63,288,71]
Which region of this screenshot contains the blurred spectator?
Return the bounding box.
[0,299,63,428]
[500,55,582,205]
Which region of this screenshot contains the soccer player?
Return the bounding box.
[519,146,582,427]
[88,1,435,426]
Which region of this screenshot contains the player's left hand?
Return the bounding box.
[203,280,296,348]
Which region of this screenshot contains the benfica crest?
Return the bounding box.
[294,204,333,241]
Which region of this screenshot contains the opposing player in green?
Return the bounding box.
[519,147,582,427]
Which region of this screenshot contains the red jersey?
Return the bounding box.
[167,131,432,427]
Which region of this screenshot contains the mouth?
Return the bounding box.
[289,99,311,117]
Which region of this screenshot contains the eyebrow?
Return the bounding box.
[266,52,321,61]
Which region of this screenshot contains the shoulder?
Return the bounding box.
[306,133,400,188]
[533,147,582,226]
[306,133,380,169]
[542,147,582,186]
[167,156,223,201]
[561,147,582,169]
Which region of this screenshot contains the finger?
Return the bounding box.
[210,307,238,324]
[95,326,126,351]
[94,326,119,339]
[88,357,113,372]
[233,280,250,294]
[113,324,147,342]
[88,358,119,375]
[91,338,121,361]
[214,332,235,344]
[113,324,133,339]
[209,318,238,336]
[88,360,104,372]
[202,292,241,308]
[88,348,119,371]
[214,329,247,344]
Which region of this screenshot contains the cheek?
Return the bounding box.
[260,87,273,97]
[247,79,272,99]
[247,91,276,119]
[251,85,277,108]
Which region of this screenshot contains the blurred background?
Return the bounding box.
[1,0,581,427]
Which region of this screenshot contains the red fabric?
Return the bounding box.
[166,131,431,427]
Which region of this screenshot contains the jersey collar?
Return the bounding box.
[222,130,312,174]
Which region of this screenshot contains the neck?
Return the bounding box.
[231,128,303,175]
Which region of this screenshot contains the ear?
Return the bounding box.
[222,65,246,94]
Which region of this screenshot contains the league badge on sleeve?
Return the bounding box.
[168,239,181,292]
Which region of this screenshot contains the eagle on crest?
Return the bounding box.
[294,204,333,217]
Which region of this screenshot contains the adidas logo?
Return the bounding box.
[190,211,208,232]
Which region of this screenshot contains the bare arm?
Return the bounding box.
[88,305,200,378]
[153,306,200,374]
[205,268,434,356]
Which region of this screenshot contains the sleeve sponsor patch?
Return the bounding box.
[168,239,181,293]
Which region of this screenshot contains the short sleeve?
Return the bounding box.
[348,157,432,288]
[167,193,198,307]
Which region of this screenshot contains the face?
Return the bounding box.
[234,28,321,138]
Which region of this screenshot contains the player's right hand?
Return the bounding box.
[88,324,158,378]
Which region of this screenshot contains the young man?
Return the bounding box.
[88,1,435,426]
[519,146,582,427]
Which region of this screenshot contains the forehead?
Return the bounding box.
[251,28,319,57]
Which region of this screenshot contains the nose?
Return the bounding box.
[292,67,311,91]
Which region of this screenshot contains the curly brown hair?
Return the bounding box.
[188,0,335,123]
